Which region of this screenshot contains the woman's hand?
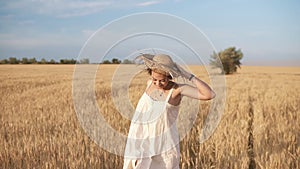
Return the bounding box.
[176,64,193,80]
[175,64,216,100]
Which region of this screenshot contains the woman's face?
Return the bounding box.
[151,71,169,89]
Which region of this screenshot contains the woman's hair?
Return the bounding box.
[147,68,172,80]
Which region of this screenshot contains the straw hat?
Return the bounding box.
[136,54,183,78]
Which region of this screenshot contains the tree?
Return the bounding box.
[210,47,243,74]
[0,59,8,64]
[40,58,47,64]
[21,57,29,64]
[102,58,121,64]
[20,57,37,64]
[112,58,121,64]
[102,60,111,64]
[79,58,89,64]
[60,59,76,64]
[8,57,19,64]
[29,57,37,64]
[122,59,134,64]
[49,59,56,64]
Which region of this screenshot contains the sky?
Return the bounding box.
[0,0,299,66]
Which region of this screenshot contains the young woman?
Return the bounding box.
[123,54,215,169]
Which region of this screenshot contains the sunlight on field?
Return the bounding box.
[0,65,299,168]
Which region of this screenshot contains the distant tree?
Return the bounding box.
[29,57,37,64]
[71,59,76,64]
[8,57,19,64]
[112,58,121,64]
[21,57,29,64]
[122,59,134,64]
[79,58,90,64]
[60,59,76,64]
[210,47,243,74]
[40,58,47,64]
[49,59,56,64]
[102,60,111,64]
[0,59,8,64]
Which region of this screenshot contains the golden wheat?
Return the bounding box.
[0,65,299,169]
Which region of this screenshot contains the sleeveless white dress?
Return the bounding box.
[123,82,180,169]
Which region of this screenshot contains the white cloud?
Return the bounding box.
[18,20,35,25]
[136,1,162,7]
[2,0,113,18]
[2,0,168,18]
[0,33,80,50]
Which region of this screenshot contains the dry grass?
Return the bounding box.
[0,65,299,169]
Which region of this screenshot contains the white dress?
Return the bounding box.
[123,82,180,169]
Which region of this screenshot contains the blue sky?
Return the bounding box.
[0,0,299,66]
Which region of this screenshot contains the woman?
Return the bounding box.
[123,54,215,169]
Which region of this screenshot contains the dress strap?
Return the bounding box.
[146,79,152,90]
[166,84,175,103]
[145,80,174,102]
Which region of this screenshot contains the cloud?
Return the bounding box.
[18,20,35,25]
[0,32,84,60]
[1,0,169,18]
[136,1,162,7]
[52,1,113,18]
[0,33,80,50]
[2,0,113,18]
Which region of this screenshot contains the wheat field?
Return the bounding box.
[0,65,299,169]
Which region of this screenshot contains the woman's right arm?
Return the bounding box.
[176,65,215,100]
[179,76,215,100]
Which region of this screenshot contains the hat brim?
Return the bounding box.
[135,54,182,78]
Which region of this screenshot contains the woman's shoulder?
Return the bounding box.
[171,81,179,89]
[172,82,192,96]
[170,81,181,95]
